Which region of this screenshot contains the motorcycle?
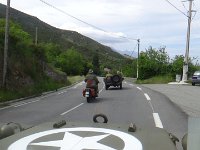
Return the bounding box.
[83,79,98,103]
[83,88,97,103]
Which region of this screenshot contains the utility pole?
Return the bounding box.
[3,0,10,88]
[181,0,193,82]
[136,39,140,80]
[35,27,38,45]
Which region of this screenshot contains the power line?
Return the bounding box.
[130,43,138,57]
[182,0,197,20]
[192,10,197,20]
[191,1,198,20]
[39,0,138,41]
[181,0,188,11]
[164,0,188,17]
[39,0,107,32]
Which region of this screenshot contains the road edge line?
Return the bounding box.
[153,113,163,128]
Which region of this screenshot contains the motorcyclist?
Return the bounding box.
[85,69,99,95]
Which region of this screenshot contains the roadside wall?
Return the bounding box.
[0,51,3,87]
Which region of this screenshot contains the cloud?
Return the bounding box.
[60,22,129,44]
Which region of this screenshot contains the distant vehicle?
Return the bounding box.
[104,74,124,90]
[192,71,200,86]
[0,114,186,150]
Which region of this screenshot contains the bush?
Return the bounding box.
[56,47,84,75]
[139,46,170,80]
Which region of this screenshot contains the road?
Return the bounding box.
[0,78,187,149]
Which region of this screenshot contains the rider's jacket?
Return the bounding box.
[85,73,99,88]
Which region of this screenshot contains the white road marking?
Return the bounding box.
[40,94,52,99]
[147,101,155,113]
[73,82,84,89]
[129,84,134,87]
[153,113,164,128]
[0,105,13,111]
[99,89,103,93]
[60,103,84,116]
[58,91,67,95]
[99,84,105,94]
[144,93,151,101]
[13,99,40,108]
[142,92,163,128]
[136,87,142,91]
[98,79,105,94]
[144,93,155,112]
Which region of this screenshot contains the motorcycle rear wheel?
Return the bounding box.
[87,97,91,103]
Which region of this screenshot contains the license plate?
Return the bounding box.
[86,92,89,97]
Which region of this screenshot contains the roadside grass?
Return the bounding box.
[135,75,174,84]
[0,76,84,103]
[0,79,65,103]
[67,76,84,84]
[0,90,22,103]
[186,79,192,84]
[124,77,137,83]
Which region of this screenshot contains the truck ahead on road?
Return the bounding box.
[104,74,124,90]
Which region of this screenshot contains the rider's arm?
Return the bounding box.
[95,76,99,84]
[85,75,89,82]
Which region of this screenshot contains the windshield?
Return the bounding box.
[0,0,200,150]
[194,71,200,76]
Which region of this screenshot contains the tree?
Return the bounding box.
[139,46,170,79]
[82,61,93,76]
[0,19,32,57]
[56,47,84,75]
[122,59,137,77]
[40,43,62,64]
[171,55,184,76]
[171,55,199,78]
[92,53,100,75]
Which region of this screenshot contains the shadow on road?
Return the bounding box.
[88,97,104,103]
[87,97,113,103]
[106,87,131,90]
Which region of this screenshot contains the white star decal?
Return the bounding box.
[30,132,116,150]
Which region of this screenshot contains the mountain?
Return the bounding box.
[0,3,124,62]
[117,50,137,58]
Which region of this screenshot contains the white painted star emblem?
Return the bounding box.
[8,127,143,150]
[31,132,115,150]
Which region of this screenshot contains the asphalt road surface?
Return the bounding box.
[0,78,187,149]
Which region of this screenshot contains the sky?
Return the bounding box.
[1,0,200,61]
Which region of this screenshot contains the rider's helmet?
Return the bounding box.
[88,69,93,74]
